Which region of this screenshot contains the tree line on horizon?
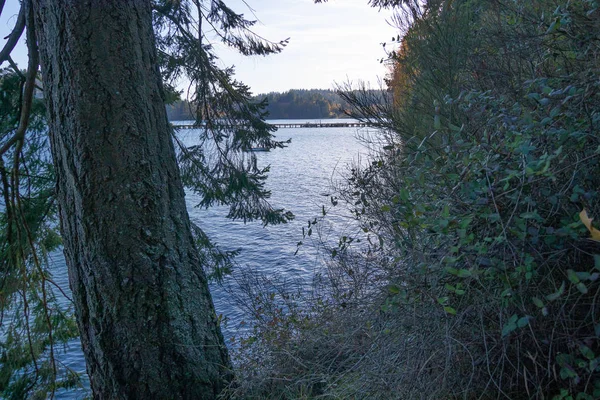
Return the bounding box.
[166,88,385,121]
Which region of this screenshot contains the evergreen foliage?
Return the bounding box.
[0,69,80,398]
[152,0,293,226]
[0,0,292,396]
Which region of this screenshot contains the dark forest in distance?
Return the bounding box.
[167,89,354,121]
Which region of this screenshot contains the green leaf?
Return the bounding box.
[520,211,541,220]
[532,297,545,308]
[517,316,530,328]
[502,322,516,337]
[457,269,472,278]
[576,393,594,400]
[567,269,580,284]
[443,306,456,315]
[560,365,578,380]
[459,217,473,229]
[576,282,588,294]
[399,188,410,202]
[546,281,565,301]
[442,205,450,218]
[556,353,572,366]
[546,18,562,34]
[388,285,400,295]
[576,272,591,281]
[448,123,462,132]
[580,344,595,360]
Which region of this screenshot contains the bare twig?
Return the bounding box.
[0,2,26,66]
[7,55,26,79]
[0,0,39,157]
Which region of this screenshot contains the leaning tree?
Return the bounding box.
[0,0,289,397]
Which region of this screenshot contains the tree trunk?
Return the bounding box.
[31,1,231,398]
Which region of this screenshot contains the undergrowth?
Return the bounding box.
[226,0,600,399]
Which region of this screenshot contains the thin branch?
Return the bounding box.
[8,55,43,91]
[7,55,25,80]
[0,2,26,66]
[0,0,39,157]
[0,159,14,265]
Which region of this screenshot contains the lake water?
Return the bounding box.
[48,119,376,398]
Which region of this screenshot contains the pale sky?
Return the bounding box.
[0,0,398,94]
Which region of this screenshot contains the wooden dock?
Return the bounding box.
[174,121,369,130]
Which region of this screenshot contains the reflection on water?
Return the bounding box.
[49,120,374,398]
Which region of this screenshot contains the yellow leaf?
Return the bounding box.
[579,209,600,241]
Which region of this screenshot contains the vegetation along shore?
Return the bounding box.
[1,0,599,398]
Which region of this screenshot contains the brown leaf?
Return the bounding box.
[579,209,600,241]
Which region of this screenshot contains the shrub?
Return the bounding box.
[229,0,600,398]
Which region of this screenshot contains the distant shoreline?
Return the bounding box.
[166,89,363,121]
[173,120,367,130]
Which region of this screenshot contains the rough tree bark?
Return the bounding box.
[31,0,231,397]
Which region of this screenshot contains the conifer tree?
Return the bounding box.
[0,0,290,397]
